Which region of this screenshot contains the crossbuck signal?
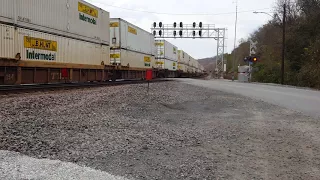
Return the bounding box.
[151,22,227,78]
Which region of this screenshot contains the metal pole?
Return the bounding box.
[281,3,286,85]
[249,63,252,82]
[216,29,219,79]
[233,1,238,78]
[222,29,225,72]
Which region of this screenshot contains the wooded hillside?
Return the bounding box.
[228,0,320,88]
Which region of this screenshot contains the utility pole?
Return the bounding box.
[232,0,238,80]
[281,3,286,85]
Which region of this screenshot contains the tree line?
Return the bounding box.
[225,0,320,89]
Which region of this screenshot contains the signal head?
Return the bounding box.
[253,57,258,62]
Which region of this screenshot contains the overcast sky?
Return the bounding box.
[88,0,276,59]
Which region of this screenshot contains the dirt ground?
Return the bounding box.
[1,81,320,180]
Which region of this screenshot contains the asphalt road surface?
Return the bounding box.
[180,79,320,118]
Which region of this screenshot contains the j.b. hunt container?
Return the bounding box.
[178,50,190,66]
[110,18,155,56]
[178,63,187,72]
[0,24,109,65]
[109,18,156,68]
[178,49,200,73]
[0,0,110,45]
[189,57,198,73]
[155,59,178,71]
[155,40,178,71]
[110,49,155,68]
[155,40,178,61]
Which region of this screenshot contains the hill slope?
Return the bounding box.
[198,57,216,72]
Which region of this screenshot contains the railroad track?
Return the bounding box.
[0,79,171,94]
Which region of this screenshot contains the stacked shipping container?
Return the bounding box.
[155,40,178,71]
[0,0,110,65]
[0,24,109,65]
[177,50,189,72]
[0,0,204,76]
[178,50,204,74]
[0,0,110,44]
[109,18,155,68]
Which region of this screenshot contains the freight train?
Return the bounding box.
[0,0,205,85]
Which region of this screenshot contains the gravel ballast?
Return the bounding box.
[1,80,320,179]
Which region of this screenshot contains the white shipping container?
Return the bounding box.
[110,18,155,56]
[190,57,197,68]
[0,24,109,65]
[186,64,192,73]
[186,65,191,73]
[178,50,190,65]
[0,0,110,45]
[184,65,189,73]
[189,59,194,68]
[0,0,13,24]
[155,40,178,61]
[178,63,187,72]
[195,61,200,69]
[155,59,165,69]
[110,49,155,69]
[178,50,183,64]
[155,59,177,71]
[166,60,177,71]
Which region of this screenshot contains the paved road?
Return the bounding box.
[180,79,320,118]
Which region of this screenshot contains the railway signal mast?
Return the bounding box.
[151,22,227,78]
[243,40,259,81]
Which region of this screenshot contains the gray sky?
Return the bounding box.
[88,0,276,59]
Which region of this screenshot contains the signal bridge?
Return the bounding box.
[151,22,227,78]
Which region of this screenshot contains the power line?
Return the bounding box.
[93,2,271,16]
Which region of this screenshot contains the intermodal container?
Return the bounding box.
[110,49,155,68]
[155,59,165,69]
[177,63,186,72]
[110,18,155,56]
[0,24,109,65]
[155,59,177,71]
[155,40,178,61]
[189,57,199,73]
[195,61,199,69]
[166,60,177,71]
[0,0,110,45]
[178,50,190,66]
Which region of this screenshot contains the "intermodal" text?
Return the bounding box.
[26,50,56,61]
